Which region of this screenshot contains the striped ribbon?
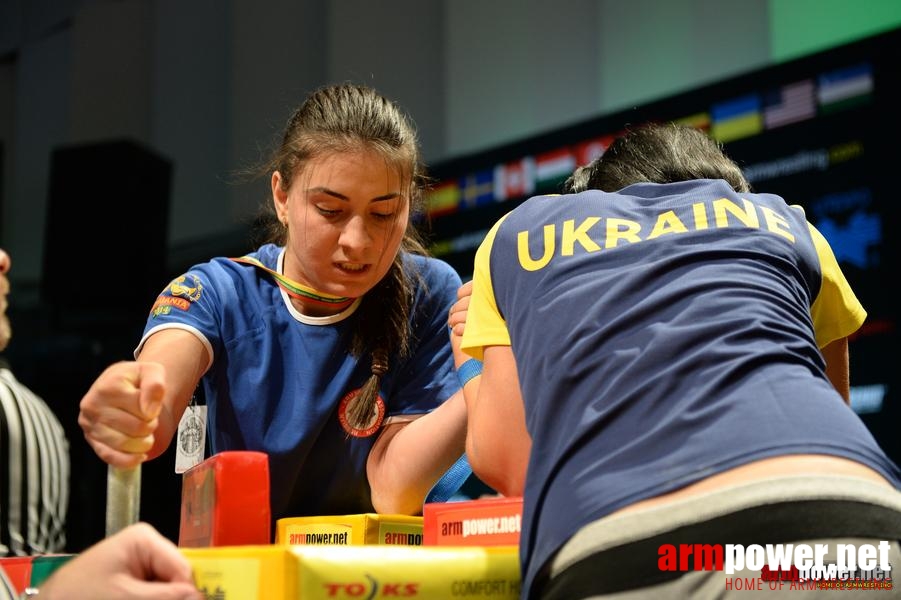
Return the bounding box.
[231,256,356,311]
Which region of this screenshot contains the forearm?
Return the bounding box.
[367,392,467,514]
[465,391,528,496]
[137,330,209,459]
[821,337,851,403]
[465,347,529,497]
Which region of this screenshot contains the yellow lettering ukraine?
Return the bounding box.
[514,197,797,272]
[562,218,601,256]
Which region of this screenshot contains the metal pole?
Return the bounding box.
[105,464,141,536]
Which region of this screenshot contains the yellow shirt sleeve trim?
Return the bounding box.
[460,214,513,360]
[807,221,867,348]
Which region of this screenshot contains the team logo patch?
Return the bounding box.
[151,295,190,314]
[167,274,203,302]
[338,389,386,438]
[150,274,203,318]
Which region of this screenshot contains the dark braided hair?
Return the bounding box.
[259,83,430,431]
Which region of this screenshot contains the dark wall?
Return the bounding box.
[9,139,182,551]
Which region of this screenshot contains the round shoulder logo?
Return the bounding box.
[167,274,203,302]
[338,389,386,437]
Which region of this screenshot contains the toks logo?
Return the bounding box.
[322,575,419,598]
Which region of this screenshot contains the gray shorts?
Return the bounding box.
[538,475,901,599]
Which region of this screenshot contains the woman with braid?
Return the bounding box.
[78,83,468,526]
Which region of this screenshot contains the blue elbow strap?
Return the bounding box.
[424,453,473,504]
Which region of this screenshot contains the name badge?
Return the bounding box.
[175,404,207,473]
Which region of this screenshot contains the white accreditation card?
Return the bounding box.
[174,404,207,473]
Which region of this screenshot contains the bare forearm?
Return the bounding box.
[136,330,209,459]
[821,337,851,403]
[465,347,529,496]
[465,389,528,496]
[368,392,467,514]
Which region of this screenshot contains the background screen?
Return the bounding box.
[421,27,900,463]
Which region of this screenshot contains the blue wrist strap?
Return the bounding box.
[425,453,473,504]
[457,358,483,387]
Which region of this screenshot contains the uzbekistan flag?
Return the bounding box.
[817,63,873,114]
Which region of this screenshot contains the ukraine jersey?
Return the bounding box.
[461,179,899,597]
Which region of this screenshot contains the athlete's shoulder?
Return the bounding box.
[197,244,280,278]
[158,245,280,302]
[492,194,574,236]
[406,253,461,282]
[403,254,462,306]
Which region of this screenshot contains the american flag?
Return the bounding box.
[763,80,816,130]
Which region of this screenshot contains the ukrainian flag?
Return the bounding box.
[710,94,762,143]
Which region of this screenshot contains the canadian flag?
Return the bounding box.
[494,157,536,201]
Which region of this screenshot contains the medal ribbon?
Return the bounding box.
[230,256,356,310]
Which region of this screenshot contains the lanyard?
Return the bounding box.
[230,256,356,311]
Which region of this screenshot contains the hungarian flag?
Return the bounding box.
[534,148,576,193]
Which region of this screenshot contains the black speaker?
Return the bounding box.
[42,140,172,331]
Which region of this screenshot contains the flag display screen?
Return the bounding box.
[421,27,900,461]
